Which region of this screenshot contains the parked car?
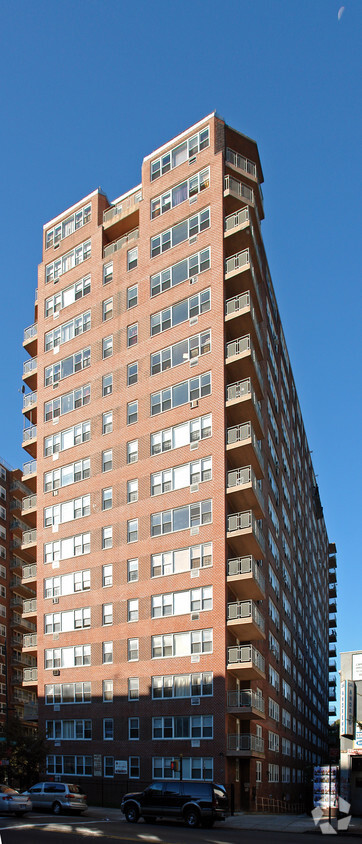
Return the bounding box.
[121,780,228,828]
[0,785,32,815]
[21,782,87,815]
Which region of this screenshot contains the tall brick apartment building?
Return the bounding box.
[21,113,337,808]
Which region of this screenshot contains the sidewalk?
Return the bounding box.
[85,805,362,835]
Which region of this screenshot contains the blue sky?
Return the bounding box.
[0,0,360,669]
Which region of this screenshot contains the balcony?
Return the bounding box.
[10,497,22,515]
[227,510,265,558]
[227,689,265,719]
[227,555,265,601]
[329,706,337,718]
[227,644,265,680]
[329,660,337,673]
[103,190,142,238]
[225,291,263,356]
[329,600,337,614]
[227,600,265,640]
[21,529,37,551]
[329,644,337,658]
[329,567,337,584]
[22,425,37,458]
[10,517,29,537]
[21,495,37,528]
[23,323,37,356]
[329,614,337,628]
[329,630,337,643]
[226,378,264,439]
[10,595,23,611]
[23,598,37,618]
[23,668,38,686]
[226,466,264,517]
[24,702,38,722]
[227,733,264,757]
[226,423,264,478]
[23,633,37,652]
[22,357,37,390]
[10,556,23,573]
[226,147,257,180]
[329,584,337,600]
[11,614,36,634]
[224,205,252,237]
[103,226,139,259]
[22,392,37,425]
[225,335,263,395]
[22,564,37,584]
[224,248,262,320]
[22,460,37,492]
[10,575,35,600]
[224,174,263,223]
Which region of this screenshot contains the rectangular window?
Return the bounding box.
[127,324,138,347]
[127,440,138,463]
[103,718,114,739]
[150,248,210,299]
[45,275,91,317]
[45,239,91,283]
[150,127,209,181]
[128,717,139,740]
[45,682,91,705]
[151,167,210,219]
[102,411,113,434]
[103,680,113,702]
[127,247,138,271]
[127,284,138,308]
[127,362,138,385]
[44,420,90,457]
[151,542,212,577]
[152,629,212,659]
[151,456,212,497]
[103,262,113,284]
[102,527,113,550]
[45,310,91,352]
[44,347,91,387]
[102,564,113,587]
[102,450,113,472]
[150,208,210,259]
[128,638,139,661]
[44,532,90,564]
[44,458,90,492]
[44,383,90,423]
[127,401,138,425]
[129,756,140,779]
[127,519,138,543]
[151,330,211,376]
[102,336,113,359]
[151,289,211,336]
[151,414,212,456]
[102,642,113,664]
[128,599,139,622]
[44,493,90,527]
[127,559,139,582]
[151,499,212,536]
[152,672,213,699]
[45,204,91,249]
[127,479,138,503]
[102,488,113,510]
[104,757,114,778]
[151,372,211,416]
[128,678,139,701]
[102,298,113,321]
[102,374,113,396]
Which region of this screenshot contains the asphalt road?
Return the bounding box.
[0,813,355,844]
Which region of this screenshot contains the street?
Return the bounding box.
[0,812,355,844]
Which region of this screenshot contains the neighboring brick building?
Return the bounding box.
[0,458,37,734]
[21,112,335,808]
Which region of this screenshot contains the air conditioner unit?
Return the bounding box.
[190,526,199,536]
[189,317,198,326]
[191,612,200,621]
[190,442,199,451]
[190,400,199,409]
[52,597,59,604]
[191,654,200,663]
[189,196,197,205]
[190,483,199,494]
[53,633,59,641]
[54,243,60,250]
[191,569,199,578]
[190,358,198,367]
[53,669,60,676]
[189,274,198,285]
[52,490,58,497]
[189,156,197,165]
[189,236,197,245]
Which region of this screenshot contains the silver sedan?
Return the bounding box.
[0,785,32,815]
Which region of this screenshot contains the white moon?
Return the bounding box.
[338,6,345,20]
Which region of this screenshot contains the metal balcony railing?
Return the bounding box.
[103,190,142,224]
[225,248,250,276]
[227,511,265,552]
[23,599,37,614]
[227,689,265,714]
[22,460,37,476]
[226,466,264,508]
[22,529,37,546]
[23,668,38,683]
[23,392,37,410]
[22,564,37,580]
[227,423,264,469]
[224,175,254,203]
[227,644,265,673]
[23,358,37,376]
[227,555,265,592]
[23,323,37,342]
[23,633,37,648]
[224,206,250,232]
[227,600,265,633]
[226,148,257,178]
[225,378,263,428]
[22,495,37,512]
[103,227,139,259]
[22,426,37,442]
[227,734,264,753]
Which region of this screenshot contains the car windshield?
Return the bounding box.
[68,784,83,794]
[0,786,18,795]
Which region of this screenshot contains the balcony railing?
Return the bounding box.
[23,633,37,648]
[22,460,36,476]
[225,248,250,276]
[22,564,37,580]
[225,293,263,352]
[23,392,37,410]
[226,148,257,179]
[227,511,265,552]
[227,555,265,592]
[22,426,37,443]
[227,689,265,714]
[225,336,263,391]
[22,495,37,512]
[22,529,37,547]
[23,358,37,376]
[224,175,254,203]
[23,599,37,614]
[11,615,36,632]
[227,423,264,469]
[227,465,263,497]
[227,644,265,674]
[226,378,263,429]
[103,227,139,259]
[23,668,38,683]
[23,323,37,343]
[224,206,251,233]
[10,596,23,609]
[227,600,265,633]
[103,191,142,224]
[227,734,264,753]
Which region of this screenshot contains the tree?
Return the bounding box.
[0,716,49,790]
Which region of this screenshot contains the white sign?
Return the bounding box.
[115,760,128,774]
[352,653,362,680]
[354,729,362,749]
[340,680,354,736]
[94,754,102,776]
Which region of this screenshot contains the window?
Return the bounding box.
[44,494,90,527]
[102,488,113,510]
[102,450,112,472]
[127,401,138,425]
[45,204,91,248]
[45,682,91,705]
[102,642,113,664]
[44,347,91,387]
[129,756,140,779]
[127,519,138,543]
[44,420,90,457]
[46,755,92,776]
[128,678,139,701]
[152,715,213,740]
[127,479,138,503]
[103,680,113,702]
[44,458,90,492]
[127,247,138,271]
[152,757,212,781]
[45,608,91,635]
[150,248,211,298]
[128,638,139,661]
[102,603,113,626]
[150,127,209,181]
[150,208,210,259]
[127,440,138,463]
[104,757,114,778]
[127,284,138,309]
[128,599,139,622]
[127,362,138,386]
[102,564,113,587]
[151,456,212,497]
[127,559,139,582]
[151,414,212,456]
[102,374,113,396]
[103,718,114,740]
[102,336,113,359]
[129,718,139,740]
[152,586,212,618]
[44,532,90,564]
[103,262,113,284]
[127,324,138,347]
[44,383,90,422]
[150,167,210,219]
[152,672,213,700]
[45,239,91,283]
[151,499,212,536]
[45,644,90,667]
[151,289,211,336]
[45,311,91,352]
[152,542,212,577]
[151,330,211,376]
[102,298,113,321]
[45,275,91,317]
[151,372,211,416]
[268,764,279,783]
[152,629,212,659]
[102,527,113,550]
[102,411,113,434]
[256,761,262,783]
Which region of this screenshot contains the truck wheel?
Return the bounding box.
[125,804,139,823]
